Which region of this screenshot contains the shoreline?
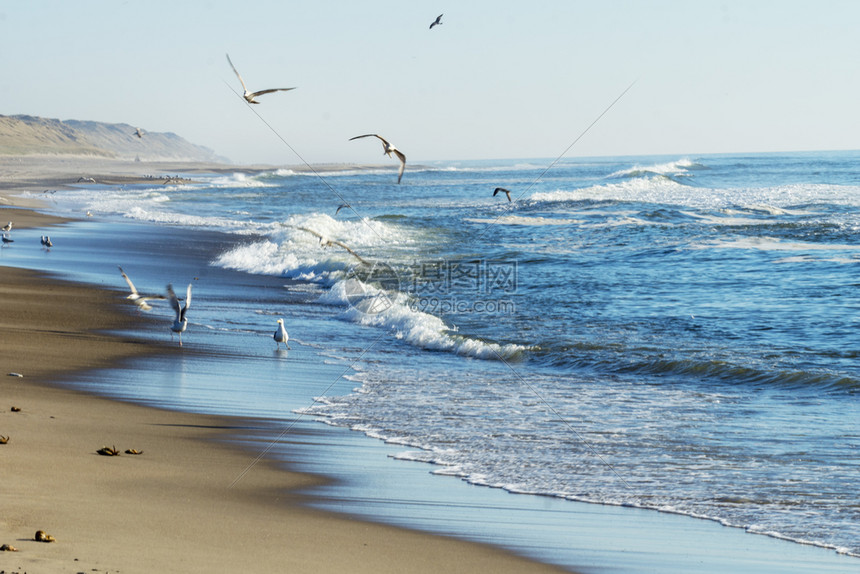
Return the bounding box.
[0,153,417,195]
[1,162,573,572]
[5,154,860,573]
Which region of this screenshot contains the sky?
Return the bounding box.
[1,1,859,165]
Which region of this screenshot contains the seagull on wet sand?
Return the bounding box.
[40,236,53,248]
[349,134,406,184]
[274,318,290,350]
[226,53,296,104]
[493,187,512,202]
[1,222,11,232]
[1,234,13,244]
[429,14,443,29]
[167,283,192,346]
[118,266,166,312]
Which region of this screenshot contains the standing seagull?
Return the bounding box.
[1,222,11,232]
[226,53,296,104]
[1,234,13,244]
[493,187,512,202]
[274,318,290,350]
[118,266,166,312]
[349,134,406,184]
[167,283,192,346]
[429,14,443,29]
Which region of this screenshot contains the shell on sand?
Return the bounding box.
[97,445,120,456]
[34,530,56,543]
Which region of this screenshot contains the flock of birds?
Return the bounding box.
[1,222,52,248]
[10,13,518,351]
[220,13,518,202]
[3,221,281,349]
[118,265,287,350]
[225,52,413,186]
[117,266,197,348]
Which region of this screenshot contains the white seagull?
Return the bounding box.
[1,222,11,232]
[297,226,369,266]
[118,266,166,312]
[429,14,443,29]
[493,187,512,202]
[349,134,406,184]
[274,318,290,350]
[167,283,192,346]
[133,127,144,138]
[226,53,296,104]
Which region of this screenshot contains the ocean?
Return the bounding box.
[6,151,860,572]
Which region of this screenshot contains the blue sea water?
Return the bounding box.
[6,150,860,570]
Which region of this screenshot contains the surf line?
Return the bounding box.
[223,80,383,240]
[474,79,638,243]
[482,337,643,505]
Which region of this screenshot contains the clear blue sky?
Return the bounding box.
[2,1,858,165]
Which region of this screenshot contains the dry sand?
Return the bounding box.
[1,159,572,573]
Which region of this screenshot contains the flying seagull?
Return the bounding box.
[349,134,406,184]
[167,283,192,346]
[226,53,296,104]
[118,266,166,312]
[335,203,350,215]
[493,187,512,202]
[297,227,369,266]
[429,14,443,29]
[133,127,144,138]
[274,318,290,350]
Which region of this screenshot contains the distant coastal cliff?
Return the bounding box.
[0,114,227,162]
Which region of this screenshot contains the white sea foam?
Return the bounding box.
[530,175,693,206]
[319,279,526,360]
[691,237,860,253]
[214,211,523,360]
[464,215,583,226]
[608,157,705,179]
[531,176,860,215]
[213,212,413,282]
[206,172,278,188]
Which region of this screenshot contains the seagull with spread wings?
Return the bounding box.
[493,187,512,202]
[118,266,166,312]
[226,53,296,104]
[167,283,192,346]
[349,134,406,184]
[429,14,443,29]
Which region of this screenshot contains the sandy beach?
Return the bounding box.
[0,157,571,573]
